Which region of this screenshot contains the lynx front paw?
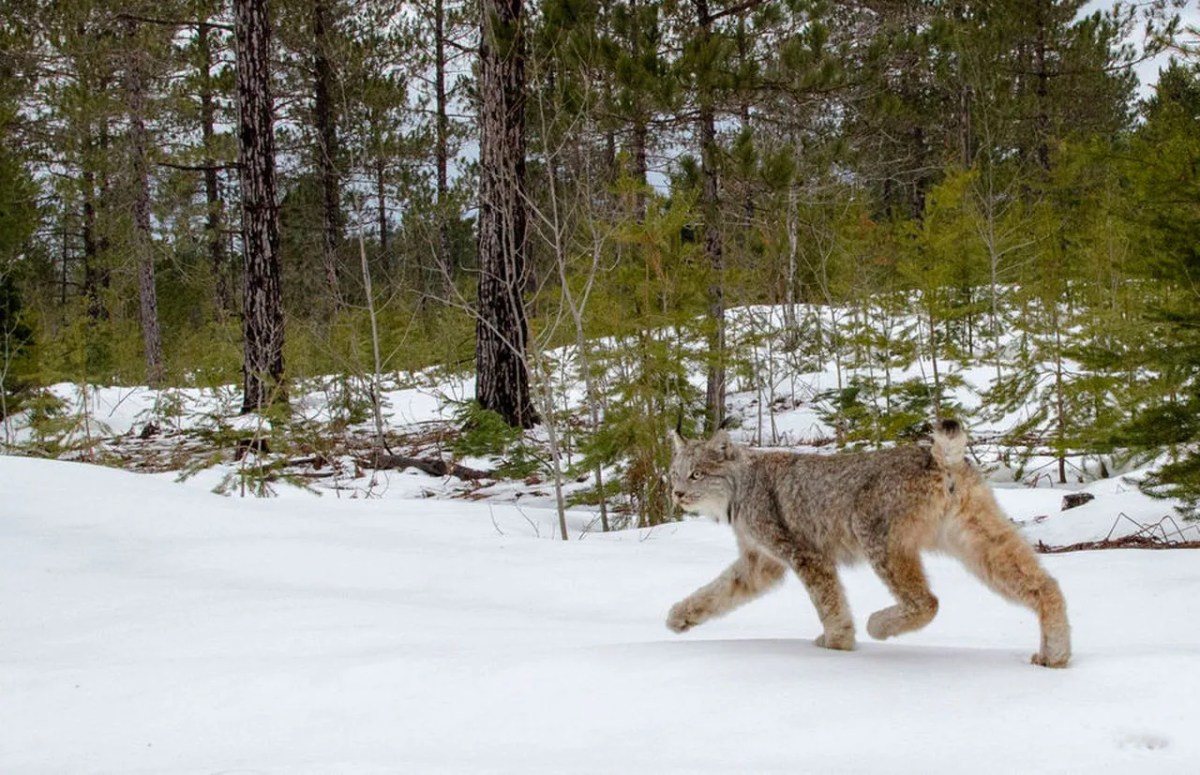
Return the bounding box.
[667,601,701,633]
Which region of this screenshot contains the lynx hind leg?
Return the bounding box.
[791,553,856,651]
[667,549,786,633]
[864,548,939,641]
[947,487,1072,668]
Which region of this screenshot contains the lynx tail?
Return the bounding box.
[932,418,968,469]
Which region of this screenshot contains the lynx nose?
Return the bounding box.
[673,490,685,500]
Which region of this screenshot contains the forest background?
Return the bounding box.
[1,0,1199,526]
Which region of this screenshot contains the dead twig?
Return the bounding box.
[1037,512,1200,553]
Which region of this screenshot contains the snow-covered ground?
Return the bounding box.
[4,455,1199,774]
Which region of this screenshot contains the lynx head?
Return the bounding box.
[669,427,744,523]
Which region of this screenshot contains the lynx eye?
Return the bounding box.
[688,471,702,481]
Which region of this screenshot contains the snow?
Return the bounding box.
[4,455,1199,773]
[4,298,1198,770]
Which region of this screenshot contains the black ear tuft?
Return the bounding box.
[939,418,962,437]
[718,415,735,431]
[675,408,684,437]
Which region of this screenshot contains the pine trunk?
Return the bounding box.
[313,0,342,307]
[198,21,231,318]
[79,28,111,322]
[475,0,537,429]
[1034,5,1051,172]
[434,0,453,294]
[235,0,286,413]
[695,0,725,432]
[631,119,648,223]
[629,0,648,223]
[83,114,113,322]
[376,155,388,255]
[124,19,165,387]
[81,165,106,321]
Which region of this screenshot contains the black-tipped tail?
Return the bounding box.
[932,418,968,467]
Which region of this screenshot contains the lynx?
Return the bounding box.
[666,419,1071,668]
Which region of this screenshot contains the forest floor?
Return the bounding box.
[8,363,1200,550]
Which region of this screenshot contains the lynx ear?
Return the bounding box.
[670,428,686,454]
[670,409,687,454]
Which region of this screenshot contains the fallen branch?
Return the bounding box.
[1038,535,1200,553]
[285,455,331,468]
[361,454,493,481]
[1037,512,1200,553]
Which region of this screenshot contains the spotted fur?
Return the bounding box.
[667,420,1071,668]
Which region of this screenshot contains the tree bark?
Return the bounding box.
[376,154,388,255]
[123,18,165,387]
[1034,3,1051,172]
[475,0,537,428]
[629,0,648,223]
[631,119,648,223]
[83,113,113,320]
[81,164,106,321]
[434,0,453,293]
[198,20,231,318]
[695,0,725,432]
[313,0,342,307]
[78,25,111,322]
[235,0,286,413]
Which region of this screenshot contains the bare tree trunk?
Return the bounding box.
[356,199,387,453]
[78,25,111,322]
[631,119,648,223]
[737,20,754,224]
[695,0,725,432]
[376,155,388,255]
[198,20,231,319]
[475,0,536,429]
[1034,5,1051,173]
[784,183,798,329]
[59,224,69,306]
[575,243,611,532]
[987,212,1003,383]
[235,0,286,413]
[629,0,648,223]
[313,0,342,307]
[910,125,927,220]
[959,84,972,167]
[1054,314,1067,484]
[81,164,106,321]
[434,0,453,293]
[927,303,941,417]
[123,18,165,387]
[83,120,114,320]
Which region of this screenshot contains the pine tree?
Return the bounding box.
[0,27,38,424]
[234,0,286,412]
[311,0,343,308]
[476,0,537,428]
[675,0,772,431]
[187,6,237,319]
[118,12,166,386]
[1114,61,1200,511]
